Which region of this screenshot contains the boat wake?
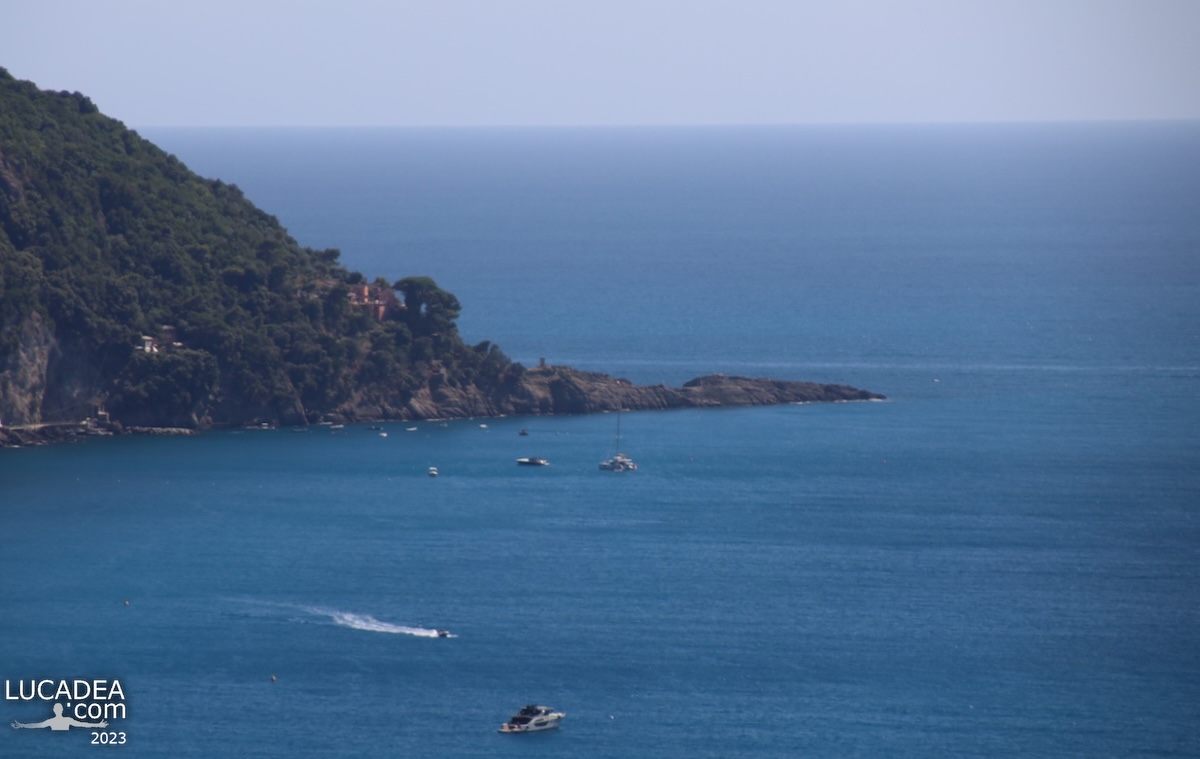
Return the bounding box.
[306,606,454,638]
[225,598,455,638]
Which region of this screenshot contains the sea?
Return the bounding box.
[2,123,1198,758]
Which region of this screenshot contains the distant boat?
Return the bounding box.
[519,428,529,436]
[599,410,637,472]
[499,704,565,733]
[516,457,550,466]
[599,451,637,472]
[428,466,438,477]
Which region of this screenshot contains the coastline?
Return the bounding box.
[0,367,883,449]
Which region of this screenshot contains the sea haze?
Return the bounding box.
[2,124,1198,758]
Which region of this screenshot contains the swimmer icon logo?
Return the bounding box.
[11,701,108,731]
[6,678,126,742]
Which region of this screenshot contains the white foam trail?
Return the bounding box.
[331,611,439,637]
[305,606,450,637]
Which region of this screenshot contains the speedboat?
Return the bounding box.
[498,704,565,733]
[516,457,549,466]
[428,466,439,477]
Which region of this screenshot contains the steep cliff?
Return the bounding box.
[0,67,521,428]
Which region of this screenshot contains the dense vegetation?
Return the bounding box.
[0,68,521,427]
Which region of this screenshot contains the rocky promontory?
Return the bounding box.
[267,363,884,424]
[495,365,882,416]
[0,365,883,447]
[0,70,883,448]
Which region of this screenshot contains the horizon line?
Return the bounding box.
[134,117,1200,131]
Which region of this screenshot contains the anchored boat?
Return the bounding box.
[599,410,637,471]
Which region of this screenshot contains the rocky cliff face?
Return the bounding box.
[0,312,122,427]
[0,312,57,426]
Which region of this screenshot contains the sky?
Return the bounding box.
[2,0,1198,128]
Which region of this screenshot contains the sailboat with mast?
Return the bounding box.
[599,409,637,472]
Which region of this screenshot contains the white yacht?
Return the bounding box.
[498,704,565,733]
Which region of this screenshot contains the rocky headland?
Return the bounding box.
[0,69,883,449]
[0,365,883,447]
[335,363,883,422]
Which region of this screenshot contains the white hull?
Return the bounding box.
[600,410,636,471]
[599,453,637,472]
[499,705,565,733]
[499,716,562,733]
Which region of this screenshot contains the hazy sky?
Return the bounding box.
[2,0,1198,127]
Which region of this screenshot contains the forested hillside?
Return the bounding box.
[0,67,521,428]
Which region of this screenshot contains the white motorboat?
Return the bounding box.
[428,466,438,477]
[498,704,565,733]
[516,457,550,466]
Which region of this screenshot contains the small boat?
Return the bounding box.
[599,452,637,472]
[428,466,439,477]
[516,457,550,466]
[599,410,637,472]
[518,428,529,436]
[436,629,451,637]
[498,704,565,733]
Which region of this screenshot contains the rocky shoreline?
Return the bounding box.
[0,423,196,448]
[0,366,884,448]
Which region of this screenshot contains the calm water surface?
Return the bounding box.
[2,124,1198,757]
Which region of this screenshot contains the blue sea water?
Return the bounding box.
[3,124,1200,757]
